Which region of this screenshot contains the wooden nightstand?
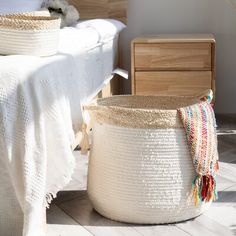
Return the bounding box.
[131,34,216,97]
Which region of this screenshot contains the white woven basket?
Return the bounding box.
[0,12,61,56]
[85,95,212,224]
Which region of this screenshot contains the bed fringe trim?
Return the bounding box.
[44,157,75,208]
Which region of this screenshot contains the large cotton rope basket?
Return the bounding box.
[0,12,61,56]
[84,95,213,224]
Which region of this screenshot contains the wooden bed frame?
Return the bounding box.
[68,0,127,24]
[68,0,128,149]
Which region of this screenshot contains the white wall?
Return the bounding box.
[120,0,236,113]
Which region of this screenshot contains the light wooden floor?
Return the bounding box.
[47,114,236,236]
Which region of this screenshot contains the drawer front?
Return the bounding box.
[134,43,212,70]
[135,71,212,96]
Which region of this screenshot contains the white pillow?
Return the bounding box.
[75,19,126,42]
[0,0,43,15]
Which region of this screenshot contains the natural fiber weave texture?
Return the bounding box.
[88,123,210,224]
[86,94,214,224]
[4,11,51,17]
[0,14,60,30]
[85,95,200,128]
[0,12,60,56]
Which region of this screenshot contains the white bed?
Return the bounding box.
[0,19,125,236]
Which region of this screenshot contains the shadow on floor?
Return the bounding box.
[217,191,236,203]
[216,114,236,164]
[48,190,206,227]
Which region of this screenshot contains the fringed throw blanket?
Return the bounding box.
[178,93,219,206]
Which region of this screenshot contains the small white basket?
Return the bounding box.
[0,12,61,56]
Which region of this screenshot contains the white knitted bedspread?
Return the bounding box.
[0,28,119,236]
[0,55,81,236]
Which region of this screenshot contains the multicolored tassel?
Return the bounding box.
[191,174,218,206]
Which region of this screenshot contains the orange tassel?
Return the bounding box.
[215,161,219,171]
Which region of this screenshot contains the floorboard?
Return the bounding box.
[47,204,94,236]
[57,194,143,236]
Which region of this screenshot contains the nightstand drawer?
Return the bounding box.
[134,43,212,70]
[135,71,212,96]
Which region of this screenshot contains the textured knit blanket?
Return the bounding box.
[0,29,121,236]
[178,92,219,205]
[0,55,78,236]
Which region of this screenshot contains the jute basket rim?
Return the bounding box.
[0,12,60,30]
[1,15,58,21]
[84,95,201,112]
[84,91,212,129]
[1,11,50,16]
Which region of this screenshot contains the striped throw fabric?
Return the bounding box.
[178,96,219,205]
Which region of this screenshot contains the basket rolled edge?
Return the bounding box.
[0,12,61,31]
[84,95,203,129]
[84,90,213,129]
